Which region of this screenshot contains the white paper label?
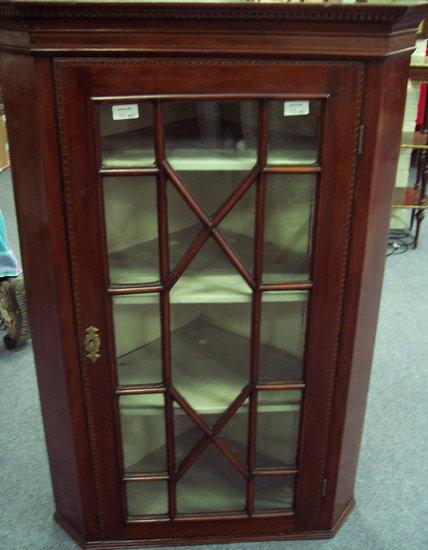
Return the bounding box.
[284,101,310,117]
[112,104,140,121]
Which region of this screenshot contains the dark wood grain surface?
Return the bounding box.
[0,2,425,548]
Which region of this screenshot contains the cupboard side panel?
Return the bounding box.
[0,53,98,539]
[322,54,411,526]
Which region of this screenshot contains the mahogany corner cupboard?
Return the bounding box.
[0,1,426,548]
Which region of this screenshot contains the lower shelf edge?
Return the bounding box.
[54,498,355,549]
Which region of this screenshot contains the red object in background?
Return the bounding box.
[404,187,420,204]
[415,84,426,130]
[415,45,428,131]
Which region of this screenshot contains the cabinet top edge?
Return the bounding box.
[0,2,426,28]
[1,2,426,58]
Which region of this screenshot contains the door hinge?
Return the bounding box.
[358,125,365,155]
[321,478,328,498]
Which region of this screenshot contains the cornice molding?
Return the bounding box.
[0,2,426,28]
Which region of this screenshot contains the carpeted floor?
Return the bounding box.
[0,167,427,550]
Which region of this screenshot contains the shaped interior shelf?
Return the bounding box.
[101,130,155,168]
[110,225,309,300]
[119,316,303,413]
[101,130,318,170]
[126,425,294,476]
[127,425,249,472]
[124,411,296,515]
[126,434,294,516]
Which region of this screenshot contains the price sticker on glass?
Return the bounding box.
[112,104,140,121]
[283,101,310,117]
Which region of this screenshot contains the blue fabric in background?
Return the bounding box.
[0,207,21,277]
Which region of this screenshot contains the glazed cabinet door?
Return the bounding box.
[55,58,363,541]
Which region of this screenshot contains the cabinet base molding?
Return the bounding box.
[53,512,88,548]
[54,498,355,548]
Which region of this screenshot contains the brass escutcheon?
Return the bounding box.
[84,326,101,363]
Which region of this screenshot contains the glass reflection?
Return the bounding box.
[120,394,166,474]
[164,101,258,172]
[268,100,321,165]
[104,177,159,285]
[254,475,296,512]
[127,481,168,517]
[256,390,302,467]
[99,102,155,168]
[264,174,316,283]
[259,291,308,381]
[113,295,162,386]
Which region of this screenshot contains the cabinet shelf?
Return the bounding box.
[101,129,155,169]
[126,429,294,516]
[101,130,318,170]
[128,431,294,515]
[126,426,295,478]
[119,316,303,414]
[110,225,309,301]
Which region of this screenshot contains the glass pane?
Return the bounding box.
[264,174,316,283]
[260,291,308,381]
[104,177,159,285]
[218,398,249,465]
[170,237,252,304]
[167,180,204,270]
[113,295,162,386]
[170,244,252,424]
[256,390,302,467]
[126,481,168,517]
[218,181,255,272]
[268,100,321,165]
[170,170,251,218]
[254,475,296,512]
[164,101,258,172]
[174,403,206,466]
[99,102,155,168]
[174,400,249,469]
[177,444,246,514]
[119,394,166,473]
[167,170,256,272]
[174,401,249,472]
